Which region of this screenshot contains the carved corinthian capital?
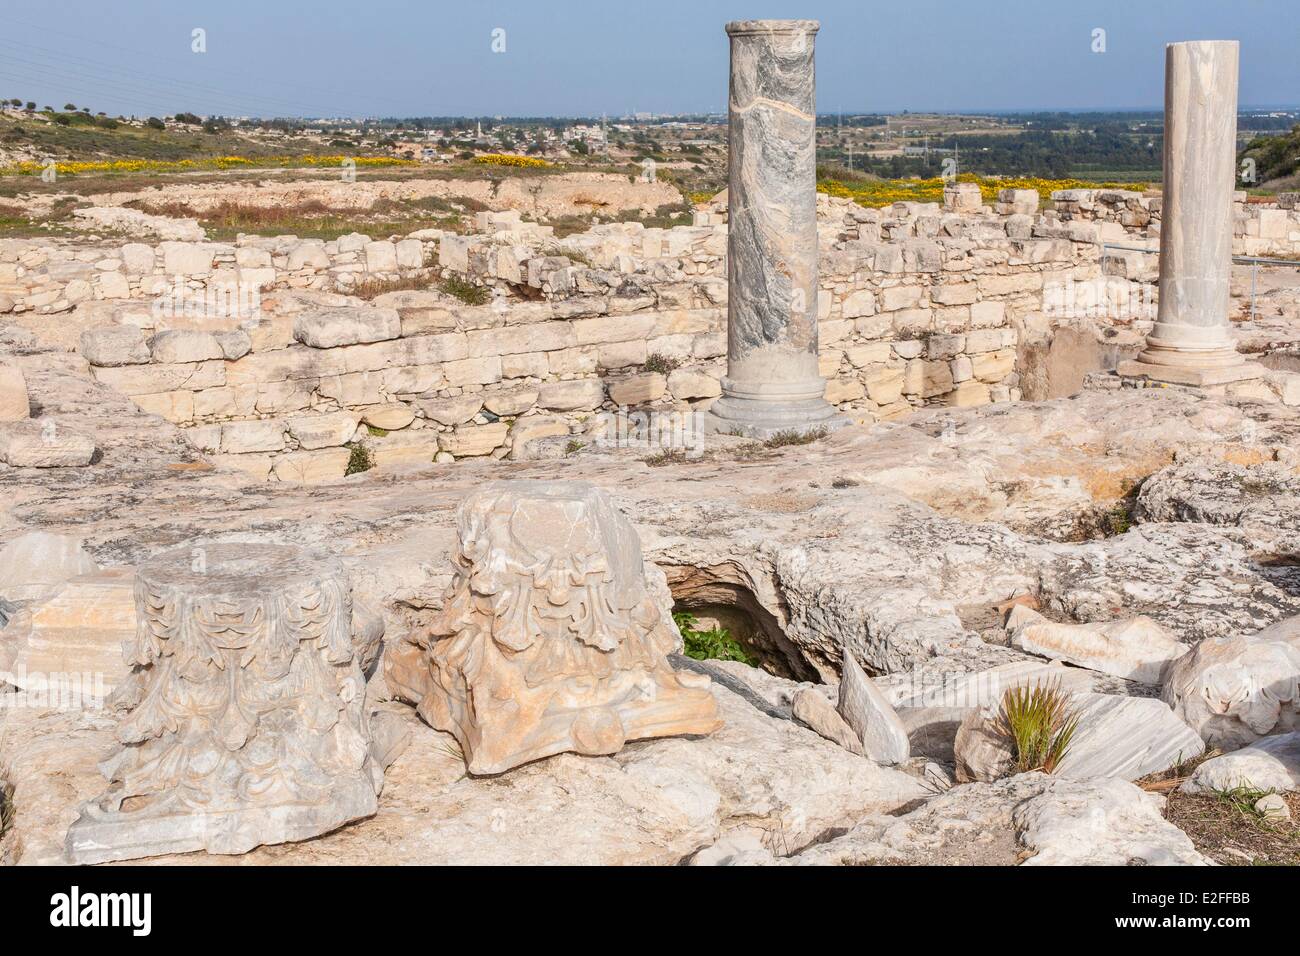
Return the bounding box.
[386,480,721,775]
[65,543,388,863]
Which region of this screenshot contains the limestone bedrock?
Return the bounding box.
[385,480,721,775]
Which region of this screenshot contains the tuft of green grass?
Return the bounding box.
[1212,784,1282,823]
[344,442,375,476]
[365,424,389,438]
[643,352,681,375]
[439,275,490,305]
[673,611,756,666]
[564,439,586,456]
[763,426,828,448]
[994,680,1080,774]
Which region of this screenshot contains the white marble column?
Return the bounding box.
[1123,40,1260,386]
[707,19,845,436]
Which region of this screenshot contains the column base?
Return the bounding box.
[703,392,849,439]
[1116,359,1266,387]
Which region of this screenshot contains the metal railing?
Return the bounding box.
[1100,242,1300,322]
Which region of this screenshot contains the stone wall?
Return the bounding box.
[66,194,1117,480]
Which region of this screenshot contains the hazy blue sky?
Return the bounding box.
[2,0,1295,118]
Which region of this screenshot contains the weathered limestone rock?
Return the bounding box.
[508,416,571,459]
[763,774,1207,866]
[791,686,862,754]
[838,649,909,764]
[667,367,722,401]
[0,568,133,696]
[1057,693,1204,781]
[147,329,224,364]
[1006,606,1189,684]
[0,421,96,467]
[1162,622,1300,750]
[0,531,99,603]
[293,307,401,348]
[1182,732,1300,794]
[385,481,722,774]
[65,543,389,863]
[80,326,150,366]
[436,421,509,458]
[1012,776,1207,866]
[537,378,605,411]
[706,20,844,438]
[360,403,415,431]
[271,447,351,483]
[0,362,30,421]
[953,708,1014,783]
[607,372,666,406]
[1122,41,1262,386]
[286,410,360,450]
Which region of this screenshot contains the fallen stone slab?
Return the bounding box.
[1006,605,1189,684]
[838,649,909,764]
[1057,693,1204,781]
[0,421,96,467]
[1182,732,1300,795]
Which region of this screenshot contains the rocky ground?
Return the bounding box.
[3,345,1300,865]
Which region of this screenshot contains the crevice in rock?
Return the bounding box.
[663,561,818,681]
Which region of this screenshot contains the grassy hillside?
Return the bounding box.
[1240,124,1300,187]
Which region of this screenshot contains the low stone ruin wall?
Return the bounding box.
[73,198,1110,481]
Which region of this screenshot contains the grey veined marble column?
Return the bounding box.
[1124,40,1261,386]
[707,19,845,436]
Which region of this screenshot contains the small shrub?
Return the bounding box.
[345,442,375,475]
[994,680,1080,774]
[673,611,756,666]
[440,275,490,305]
[643,352,681,375]
[564,439,586,456]
[643,448,688,467]
[763,426,828,448]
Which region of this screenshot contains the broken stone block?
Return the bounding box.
[271,447,351,483]
[1006,606,1190,684]
[1163,620,1300,751]
[838,649,909,765]
[360,403,415,431]
[508,416,571,459]
[65,542,389,863]
[0,421,96,467]
[384,480,722,774]
[792,687,863,754]
[667,368,722,401]
[1182,732,1300,795]
[0,362,30,421]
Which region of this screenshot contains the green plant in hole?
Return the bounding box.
[366,424,389,438]
[345,442,375,475]
[763,426,828,448]
[994,680,1080,774]
[643,352,681,375]
[673,611,756,666]
[564,439,586,456]
[440,275,490,305]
